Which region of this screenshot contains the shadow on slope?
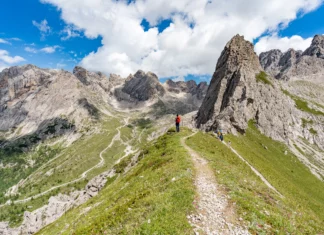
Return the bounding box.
[0,118,75,198]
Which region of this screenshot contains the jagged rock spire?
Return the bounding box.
[195,34,297,142]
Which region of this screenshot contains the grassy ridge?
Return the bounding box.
[37,128,195,235]
[186,121,324,234]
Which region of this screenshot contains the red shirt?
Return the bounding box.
[176,116,181,124]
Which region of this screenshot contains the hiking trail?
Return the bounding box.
[182,132,250,235]
[0,118,132,208]
[221,141,284,198]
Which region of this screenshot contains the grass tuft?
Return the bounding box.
[256,71,273,86]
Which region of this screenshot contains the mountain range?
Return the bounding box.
[0,34,324,235]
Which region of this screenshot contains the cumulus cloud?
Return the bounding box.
[32,19,51,40]
[41,0,323,78]
[40,45,61,53]
[0,50,25,64]
[255,34,313,54]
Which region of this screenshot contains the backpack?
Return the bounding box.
[176,116,181,124]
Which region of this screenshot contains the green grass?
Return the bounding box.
[132,118,153,129]
[37,128,195,234]
[187,122,324,234]
[0,144,62,201]
[15,118,121,200]
[256,71,273,86]
[282,89,324,116]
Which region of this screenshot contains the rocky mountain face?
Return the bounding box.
[259,35,324,82]
[113,70,165,103]
[0,65,112,142]
[165,79,208,100]
[195,35,324,149]
[0,63,207,142]
[110,70,208,113]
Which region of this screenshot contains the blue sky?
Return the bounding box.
[0,0,323,84]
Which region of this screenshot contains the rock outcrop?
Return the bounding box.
[259,35,324,83]
[165,80,208,100]
[0,65,110,138]
[0,169,116,235]
[114,70,165,103]
[195,35,299,141]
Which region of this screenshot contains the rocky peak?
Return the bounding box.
[216,34,261,73]
[303,35,324,58]
[108,74,124,86]
[196,34,262,130]
[73,66,99,85]
[259,49,282,70]
[278,49,302,67]
[165,79,208,100]
[0,64,53,104]
[120,70,165,101]
[259,35,324,82]
[195,34,298,143]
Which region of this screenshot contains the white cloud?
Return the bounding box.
[40,45,61,53]
[0,38,10,44]
[32,19,51,40]
[10,38,22,41]
[0,62,7,72]
[255,34,313,54]
[61,25,82,40]
[0,50,25,64]
[25,47,38,53]
[41,0,324,77]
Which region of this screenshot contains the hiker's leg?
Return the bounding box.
[176,124,179,132]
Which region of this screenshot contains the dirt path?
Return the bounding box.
[0,119,131,208]
[182,133,250,235]
[222,141,284,198]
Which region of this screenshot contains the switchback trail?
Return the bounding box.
[0,119,131,208]
[182,132,250,235]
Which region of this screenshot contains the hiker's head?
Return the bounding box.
[176,114,179,117]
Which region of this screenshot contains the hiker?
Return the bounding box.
[175,114,181,132]
[219,132,224,141]
[216,129,224,141]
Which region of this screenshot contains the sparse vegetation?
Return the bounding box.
[301,118,314,128]
[282,89,324,115]
[256,71,273,86]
